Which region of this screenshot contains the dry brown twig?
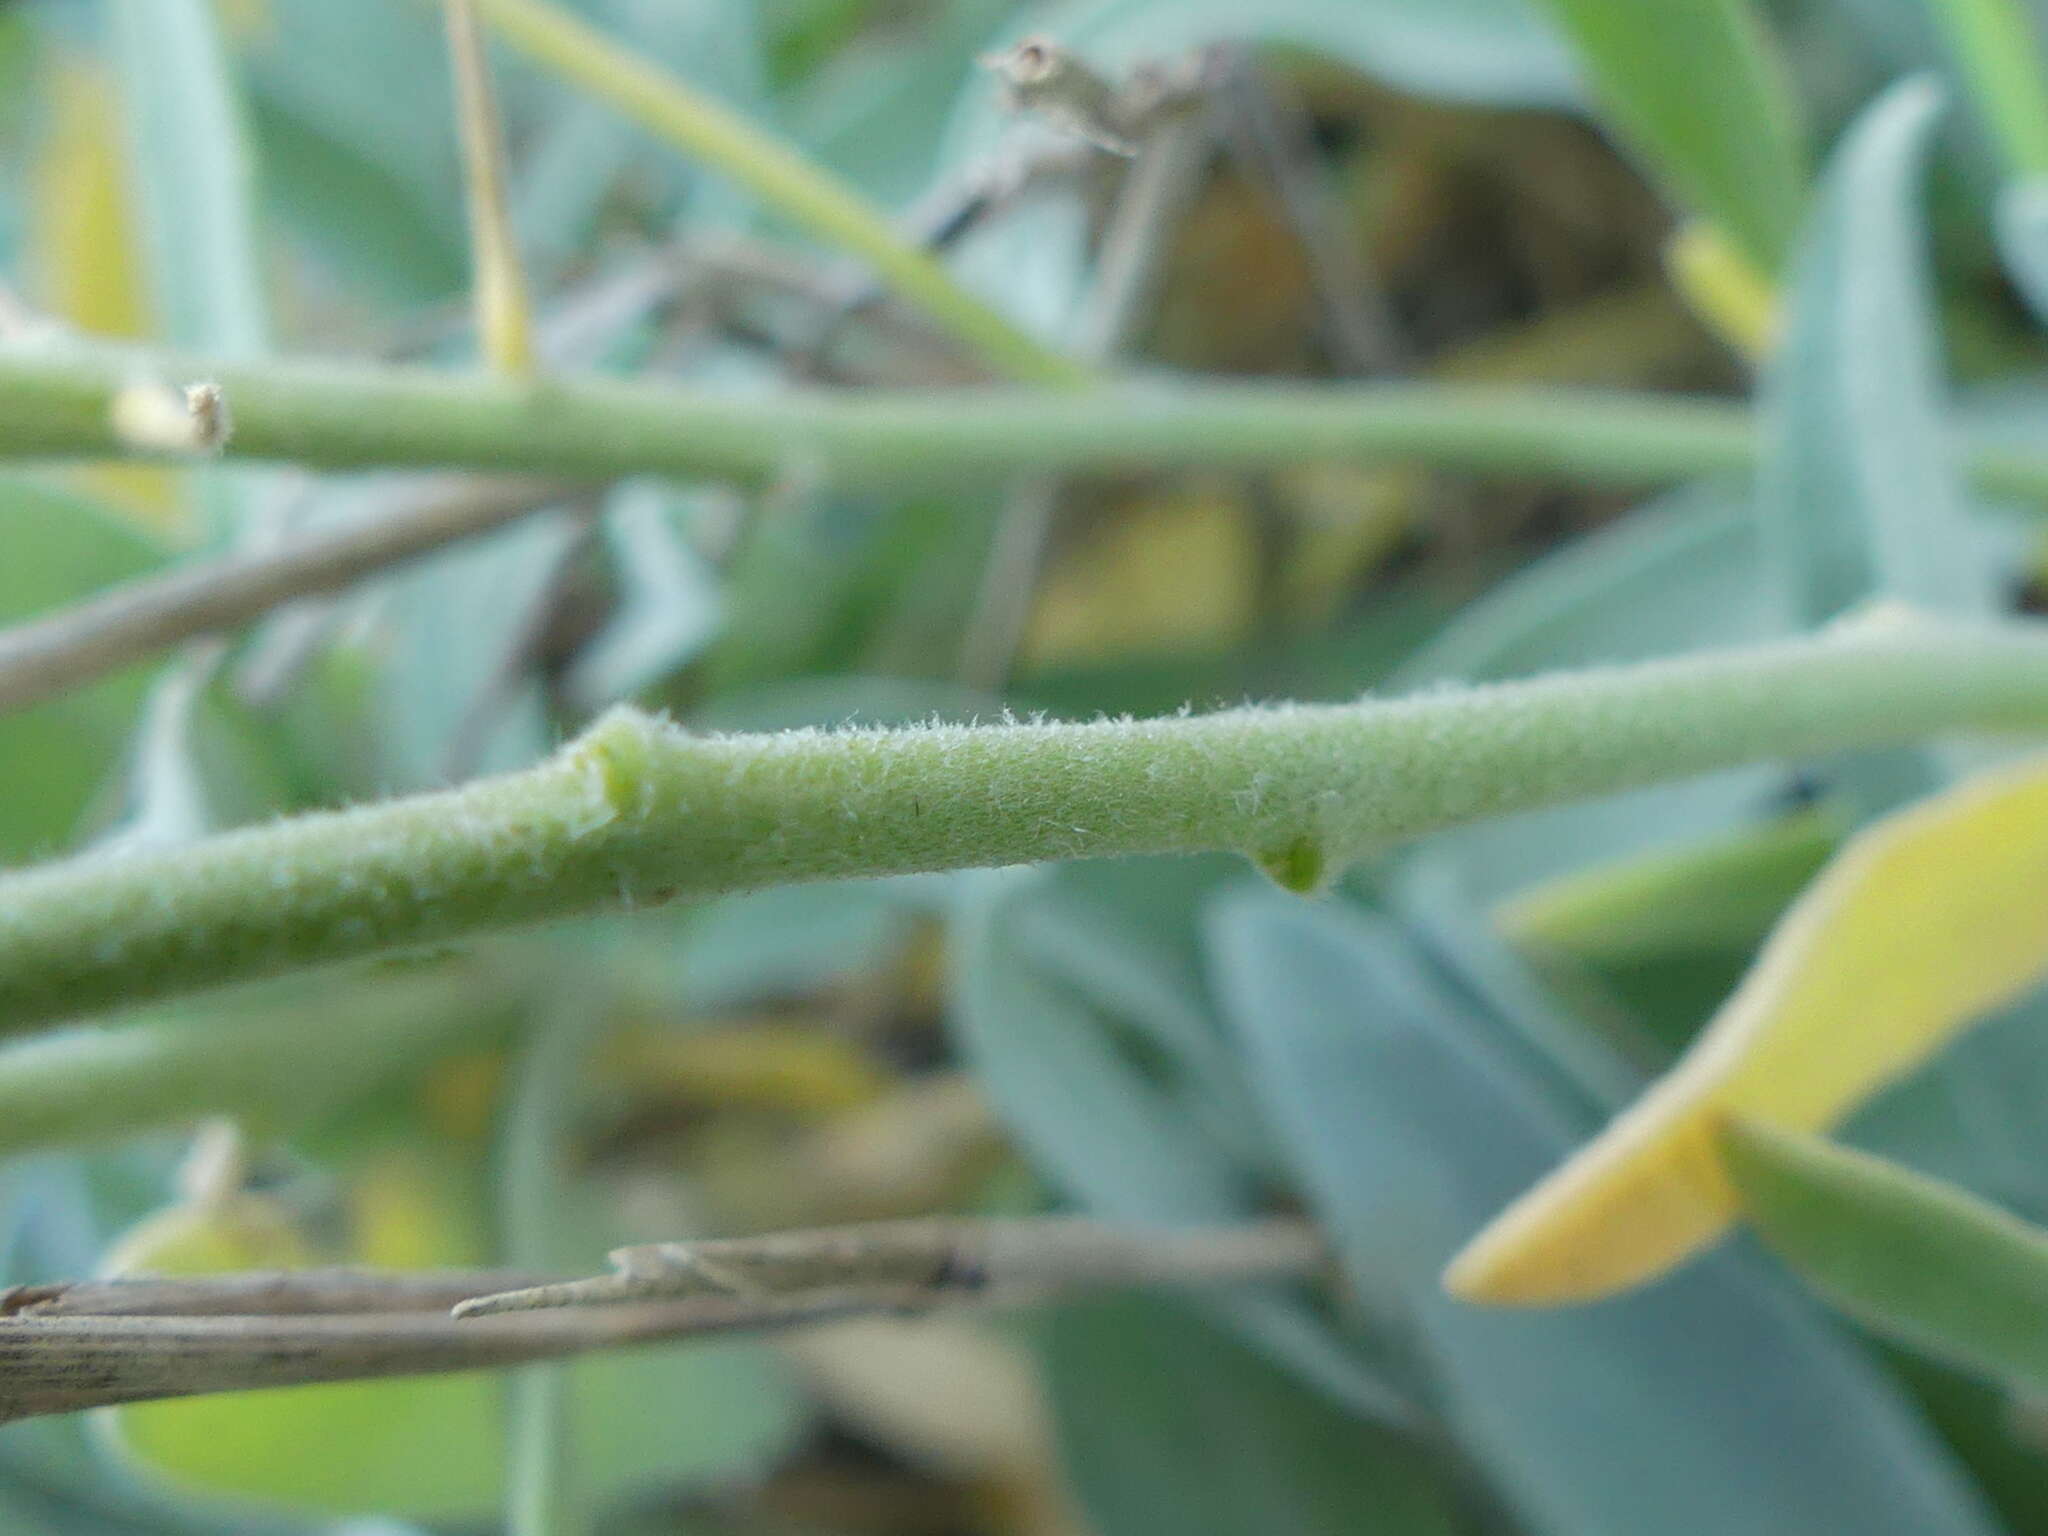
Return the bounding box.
[981,36,1212,157]
[0,475,585,714]
[0,1215,1325,1421]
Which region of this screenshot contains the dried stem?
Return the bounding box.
[458,1215,1322,1316]
[0,1216,1323,1420]
[0,476,580,712]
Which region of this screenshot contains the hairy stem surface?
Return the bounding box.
[4,622,2047,1029]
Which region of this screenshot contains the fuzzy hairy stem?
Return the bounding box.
[4,621,2048,1030]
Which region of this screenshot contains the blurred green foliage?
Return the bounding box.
[5,0,2048,1532]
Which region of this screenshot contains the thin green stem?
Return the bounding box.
[0,340,1770,486]
[501,994,598,1536]
[5,621,2048,1030]
[471,0,1087,386]
[1925,0,2048,178]
[446,0,538,375]
[11,340,2048,501]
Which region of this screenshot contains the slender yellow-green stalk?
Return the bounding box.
[445,0,537,375]
[470,0,1089,386]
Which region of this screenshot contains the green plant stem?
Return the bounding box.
[6,621,2048,1030]
[10,340,1773,485]
[24,339,2048,498]
[470,0,1087,386]
[501,995,598,1536]
[446,0,538,376]
[1925,0,2048,178]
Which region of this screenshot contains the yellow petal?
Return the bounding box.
[1446,751,2048,1305]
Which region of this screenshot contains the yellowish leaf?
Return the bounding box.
[1022,490,1257,667]
[605,1017,889,1116]
[29,54,179,526]
[1445,751,2048,1305]
[1665,220,1780,361]
[32,56,148,340]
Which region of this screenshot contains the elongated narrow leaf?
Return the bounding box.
[1211,891,1997,1536]
[1725,1120,2048,1394]
[105,0,269,356]
[1448,751,2048,1305]
[1759,76,1994,629]
[949,871,1250,1224]
[565,483,725,710]
[1996,175,2048,323]
[1043,1297,1464,1536]
[1499,811,1840,968]
[1924,0,2048,178]
[1529,0,1806,269]
[1755,72,2036,1202]
[949,868,1416,1428]
[0,482,166,864]
[107,0,274,561]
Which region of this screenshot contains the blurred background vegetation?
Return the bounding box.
[5,0,2048,1532]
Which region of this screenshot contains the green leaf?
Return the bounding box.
[564,483,725,711]
[1526,0,1807,269]
[517,0,769,261]
[1391,855,1641,1118]
[1996,175,2048,324]
[105,0,276,556]
[618,879,918,1012]
[1759,75,1993,629]
[0,480,164,864]
[1725,1119,2048,1395]
[1209,890,2001,1536]
[949,870,1251,1222]
[1008,855,1272,1169]
[1396,486,1769,688]
[246,0,462,253]
[373,508,583,789]
[1498,809,1841,969]
[790,0,1013,203]
[1042,1296,1465,1536]
[1923,0,2048,178]
[250,88,467,305]
[949,866,1416,1426]
[497,998,605,1536]
[104,0,269,356]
